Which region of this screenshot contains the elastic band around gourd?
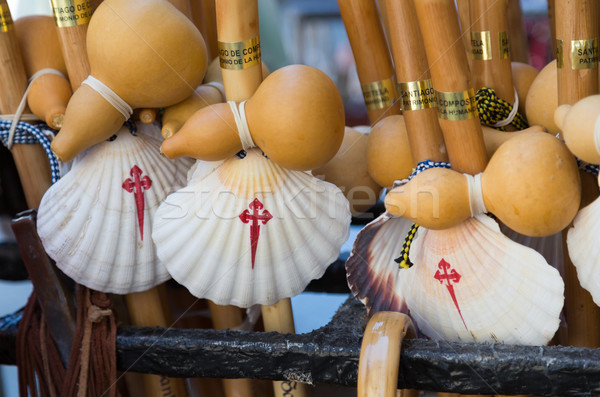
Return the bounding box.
[490,87,519,128]
[205,82,226,101]
[82,75,133,121]
[465,173,487,216]
[4,68,66,149]
[228,100,256,151]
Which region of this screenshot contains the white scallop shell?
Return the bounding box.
[152,148,351,307]
[345,212,413,314]
[567,189,600,306]
[400,215,564,345]
[37,122,194,294]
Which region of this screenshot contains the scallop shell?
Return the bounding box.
[152,148,351,307]
[345,212,413,314]
[37,122,194,294]
[400,215,564,345]
[567,191,600,306]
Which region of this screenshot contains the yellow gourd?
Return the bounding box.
[51,0,208,161]
[555,95,600,164]
[365,115,414,188]
[525,60,559,134]
[385,131,580,236]
[482,124,546,158]
[161,64,345,171]
[14,16,71,129]
[313,126,382,215]
[511,61,539,116]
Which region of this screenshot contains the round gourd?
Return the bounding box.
[14,16,71,129]
[554,95,600,164]
[313,126,382,215]
[161,64,345,171]
[385,131,580,236]
[511,61,539,116]
[482,124,546,158]
[51,0,208,161]
[366,115,414,188]
[525,60,559,134]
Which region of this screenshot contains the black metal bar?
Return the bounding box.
[2,298,600,395]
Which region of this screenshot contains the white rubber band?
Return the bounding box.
[594,113,600,157]
[204,81,226,101]
[82,75,133,121]
[491,87,519,128]
[465,173,487,217]
[4,68,65,149]
[228,100,255,151]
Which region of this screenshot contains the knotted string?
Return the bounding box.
[0,68,65,149]
[228,100,256,151]
[465,173,487,217]
[82,76,133,121]
[476,87,528,131]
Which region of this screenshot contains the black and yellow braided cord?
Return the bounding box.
[394,223,419,269]
[476,87,528,131]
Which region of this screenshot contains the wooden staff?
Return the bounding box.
[194,0,218,61]
[556,0,600,348]
[357,312,416,397]
[385,0,447,164]
[507,0,529,63]
[470,0,515,104]
[168,0,193,19]
[414,0,487,175]
[50,0,92,91]
[0,0,51,208]
[338,0,401,125]
[456,0,473,70]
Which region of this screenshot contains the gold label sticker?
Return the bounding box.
[556,39,564,68]
[0,3,13,32]
[436,89,478,121]
[571,39,598,70]
[398,79,436,111]
[471,31,492,60]
[218,36,261,70]
[361,78,397,110]
[50,0,92,27]
[499,31,510,60]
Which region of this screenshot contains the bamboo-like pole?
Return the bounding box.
[197,0,218,60]
[456,0,473,70]
[506,0,529,63]
[556,0,600,348]
[470,0,515,104]
[386,0,447,164]
[49,0,92,91]
[415,0,488,175]
[0,1,51,208]
[338,0,401,125]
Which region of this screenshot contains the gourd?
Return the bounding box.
[555,94,600,164]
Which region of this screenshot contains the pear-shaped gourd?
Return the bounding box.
[511,62,539,116]
[365,115,414,187]
[555,95,600,164]
[385,131,580,236]
[161,64,345,171]
[51,0,208,161]
[14,16,71,129]
[482,124,546,158]
[313,126,382,215]
[525,60,559,134]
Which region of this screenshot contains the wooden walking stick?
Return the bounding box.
[506,0,529,63]
[50,0,92,91]
[357,312,416,397]
[0,0,51,208]
[555,0,600,348]
[338,0,400,125]
[190,0,218,60]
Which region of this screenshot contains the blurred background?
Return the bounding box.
[0,0,553,395]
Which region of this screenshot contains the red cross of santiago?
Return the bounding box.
[122,165,152,241]
[434,258,468,332]
[239,198,272,269]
